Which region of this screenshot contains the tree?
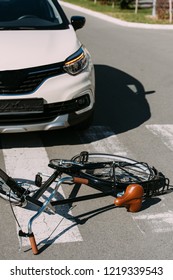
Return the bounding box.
[120,0,134,9]
[156,0,173,22]
[135,0,138,13]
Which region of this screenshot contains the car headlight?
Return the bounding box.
[63,46,89,75]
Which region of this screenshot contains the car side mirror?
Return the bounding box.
[71,16,86,30]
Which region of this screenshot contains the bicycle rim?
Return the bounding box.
[72,153,154,182]
[0,178,22,205]
[0,169,28,205]
[72,153,168,195]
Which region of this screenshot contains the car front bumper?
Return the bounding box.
[0,57,95,133]
[0,107,94,133]
[0,87,94,133]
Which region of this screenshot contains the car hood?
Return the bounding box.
[0,26,81,70]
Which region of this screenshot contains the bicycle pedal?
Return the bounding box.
[35,174,42,187]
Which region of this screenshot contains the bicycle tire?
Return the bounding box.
[71,153,169,196]
[0,168,26,204]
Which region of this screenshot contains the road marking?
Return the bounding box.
[146,124,173,151]
[1,135,82,248]
[78,126,130,156]
[132,124,173,233]
[133,210,173,233]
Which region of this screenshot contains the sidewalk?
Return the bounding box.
[59,0,173,30]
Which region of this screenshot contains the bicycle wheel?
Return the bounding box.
[0,169,26,204]
[71,153,169,196]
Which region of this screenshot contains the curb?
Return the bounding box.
[59,1,173,30]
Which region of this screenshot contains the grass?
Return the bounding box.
[62,0,172,24]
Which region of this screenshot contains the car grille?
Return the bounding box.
[0,94,91,124]
[0,62,65,94]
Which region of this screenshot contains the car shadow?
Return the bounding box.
[93,64,154,134]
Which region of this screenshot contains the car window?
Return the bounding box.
[0,0,69,30]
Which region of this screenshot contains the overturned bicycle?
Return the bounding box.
[0,151,170,254]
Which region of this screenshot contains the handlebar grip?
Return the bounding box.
[73,177,89,185]
[29,233,39,255]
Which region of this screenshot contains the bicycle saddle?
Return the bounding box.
[114,184,144,212]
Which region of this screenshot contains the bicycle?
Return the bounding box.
[0,151,170,255]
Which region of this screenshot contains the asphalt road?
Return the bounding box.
[0,3,173,261]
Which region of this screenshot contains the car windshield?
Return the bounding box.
[0,0,69,30]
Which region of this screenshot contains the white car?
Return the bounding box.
[0,0,95,133]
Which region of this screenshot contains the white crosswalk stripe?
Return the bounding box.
[132,124,173,234]
[133,211,173,233]
[78,126,130,156]
[146,124,173,151]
